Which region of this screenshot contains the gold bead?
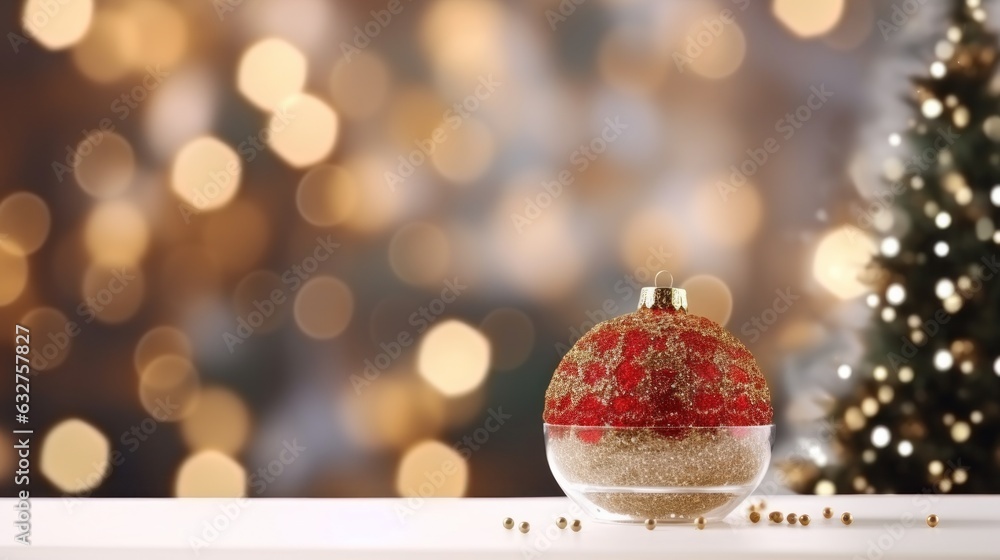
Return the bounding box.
[519,521,530,533]
[556,517,567,529]
[758,499,767,509]
[841,512,853,526]
[799,514,811,526]
[502,517,514,530]
[787,513,798,525]
[769,511,784,523]
[644,519,656,530]
[927,514,939,528]
[695,516,706,530]
[571,519,582,532]
[749,511,761,523]
[822,507,833,519]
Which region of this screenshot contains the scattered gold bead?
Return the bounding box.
[749,511,761,523]
[519,521,530,533]
[571,519,582,532]
[787,513,798,525]
[799,514,811,526]
[758,499,767,510]
[503,517,514,530]
[556,517,567,529]
[841,512,853,526]
[695,516,706,530]
[769,511,784,523]
[927,514,939,528]
[644,519,656,530]
[822,507,834,519]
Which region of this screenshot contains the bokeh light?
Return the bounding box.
[0,242,28,306]
[21,307,72,370]
[175,450,246,498]
[81,264,146,324]
[329,52,391,120]
[139,355,200,422]
[171,136,242,211]
[40,418,109,493]
[772,0,845,38]
[681,274,734,326]
[0,191,51,254]
[269,93,338,168]
[430,118,496,184]
[813,225,875,299]
[84,200,150,266]
[619,207,688,278]
[694,180,763,247]
[681,15,747,79]
[22,0,93,50]
[388,222,452,287]
[134,325,192,375]
[417,319,491,397]
[420,0,506,84]
[293,276,354,339]
[396,440,468,497]
[180,387,251,454]
[73,131,135,198]
[237,37,307,111]
[341,375,445,451]
[479,308,535,371]
[295,165,359,227]
[70,8,136,83]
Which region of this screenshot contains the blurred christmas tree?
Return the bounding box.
[796,0,1000,494]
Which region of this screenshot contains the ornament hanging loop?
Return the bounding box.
[654,270,674,288]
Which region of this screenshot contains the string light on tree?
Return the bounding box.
[789,0,1000,494]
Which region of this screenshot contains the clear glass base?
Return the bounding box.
[545,424,774,523]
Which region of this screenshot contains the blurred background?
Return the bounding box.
[0,0,975,498]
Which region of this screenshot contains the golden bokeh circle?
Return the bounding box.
[341,375,445,451]
[295,165,359,227]
[237,37,307,111]
[175,450,246,498]
[430,118,496,184]
[772,0,845,38]
[138,355,200,422]
[134,325,192,375]
[180,386,252,454]
[396,440,468,498]
[0,191,51,254]
[84,200,150,266]
[23,0,94,50]
[81,264,146,324]
[171,136,242,212]
[680,274,734,326]
[74,131,135,198]
[417,319,491,397]
[388,222,452,287]
[0,240,29,306]
[269,93,339,168]
[40,418,110,493]
[71,8,137,82]
[293,276,354,339]
[813,225,875,299]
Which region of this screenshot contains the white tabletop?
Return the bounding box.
[4,495,999,559]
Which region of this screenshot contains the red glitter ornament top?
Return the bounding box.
[543,286,773,428]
